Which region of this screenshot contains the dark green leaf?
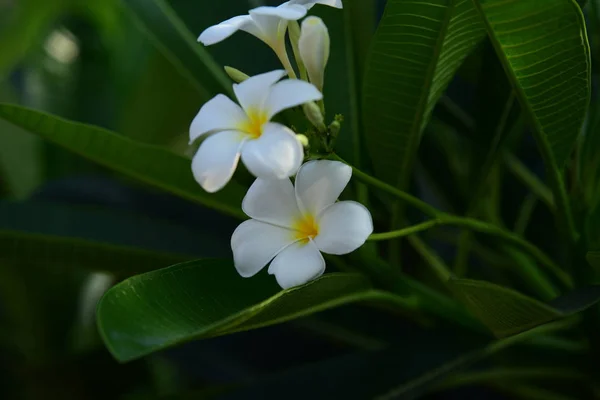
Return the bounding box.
[121,0,231,98]
[0,199,234,275]
[376,319,575,400]
[0,103,246,218]
[449,278,600,337]
[0,230,189,277]
[472,0,589,242]
[97,260,409,362]
[473,0,590,169]
[586,251,600,270]
[363,0,485,187]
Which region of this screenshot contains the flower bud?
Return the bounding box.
[296,134,310,147]
[329,120,341,139]
[224,66,250,83]
[303,101,326,131]
[299,16,330,92]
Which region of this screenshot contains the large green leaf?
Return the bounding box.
[0,103,245,218]
[472,0,590,240]
[449,278,600,337]
[0,200,233,275]
[121,0,231,98]
[376,319,577,400]
[97,260,412,362]
[0,230,189,277]
[363,0,485,187]
[473,0,590,168]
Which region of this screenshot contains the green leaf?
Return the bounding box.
[0,88,43,198]
[473,0,590,168]
[0,200,233,275]
[586,251,600,270]
[472,0,590,240]
[449,278,600,337]
[0,230,190,277]
[376,319,576,400]
[121,0,231,98]
[0,103,245,219]
[363,0,485,187]
[97,260,409,362]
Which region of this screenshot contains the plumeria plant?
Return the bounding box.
[3,0,600,398]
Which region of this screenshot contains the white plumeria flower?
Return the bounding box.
[198,1,342,76]
[190,70,322,193]
[299,16,330,92]
[231,160,373,289]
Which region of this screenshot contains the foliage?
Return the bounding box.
[1,0,600,398]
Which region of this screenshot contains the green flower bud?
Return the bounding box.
[224,66,250,83]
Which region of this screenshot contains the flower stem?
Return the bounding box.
[332,154,573,288]
[275,46,297,80]
[368,220,439,241]
[330,154,442,217]
[408,235,452,282]
[368,216,572,289]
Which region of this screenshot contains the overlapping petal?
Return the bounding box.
[295,160,352,216]
[251,4,307,20]
[191,131,245,193]
[264,79,323,119]
[189,94,248,143]
[242,178,301,227]
[241,123,303,180]
[231,220,296,278]
[314,201,373,255]
[233,70,287,113]
[268,240,325,289]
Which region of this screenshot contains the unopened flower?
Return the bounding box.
[299,16,330,92]
[190,70,322,193]
[231,160,373,289]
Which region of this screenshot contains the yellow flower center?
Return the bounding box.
[291,214,319,243]
[239,108,268,139]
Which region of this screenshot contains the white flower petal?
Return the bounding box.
[295,160,352,216]
[232,220,296,278]
[299,17,330,91]
[264,79,323,119]
[268,240,325,289]
[191,131,244,193]
[314,201,373,255]
[242,178,301,227]
[241,123,303,179]
[251,5,307,20]
[246,10,290,49]
[190,94,248,143]
[233,70,287,113]
[198,15,254,46]
[287,0,343,9]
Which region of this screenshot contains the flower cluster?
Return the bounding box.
[190,0,373,289]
